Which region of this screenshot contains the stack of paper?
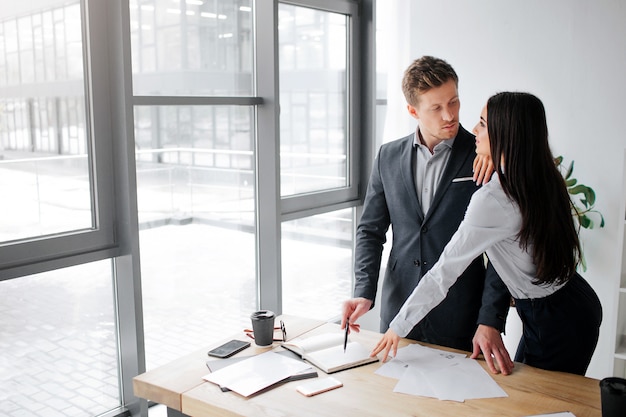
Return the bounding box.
[375,344,508,402]
[203,351,312,397]
[523,414,576,417]
[206,350,318,392]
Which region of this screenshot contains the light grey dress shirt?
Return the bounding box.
[414,130,454,214]
[390,173,566,337]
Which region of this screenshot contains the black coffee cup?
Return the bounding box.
[250,310,275,347]
[600,377,626,417]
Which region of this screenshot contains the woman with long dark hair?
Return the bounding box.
[372,92,602,375]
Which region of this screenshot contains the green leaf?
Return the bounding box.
[587,189,596,206]
[583,188,596,205]
[565,178,577,187]
[579,214,591,229]
[568,184,596,206]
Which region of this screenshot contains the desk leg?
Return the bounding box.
[167,407,190,417]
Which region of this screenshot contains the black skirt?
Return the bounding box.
[513,273,602,375]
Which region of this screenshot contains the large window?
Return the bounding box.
[131,0,362,371]
[0,0,373,415]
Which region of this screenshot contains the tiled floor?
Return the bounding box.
[0,264,121,417]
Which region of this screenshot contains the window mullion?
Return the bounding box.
[255,0,282,314]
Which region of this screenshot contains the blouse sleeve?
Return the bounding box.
[389,186,518,337]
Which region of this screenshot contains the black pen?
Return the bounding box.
[344,319,349,353]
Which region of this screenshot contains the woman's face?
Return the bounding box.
[472,104,491,157]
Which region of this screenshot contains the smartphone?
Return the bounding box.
[296,377,343,397]
[207,339,251,358]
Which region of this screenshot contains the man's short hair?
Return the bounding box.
[402,56,459,106]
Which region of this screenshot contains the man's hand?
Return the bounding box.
[472,154,494,185]
[341,297,373,334]
[471,324,514,375]
[371,328,400,362]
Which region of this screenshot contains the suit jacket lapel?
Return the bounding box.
[401,133,424,222]
[424,126,474,223]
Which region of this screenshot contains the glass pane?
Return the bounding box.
[129,0,254,96]
[282,208,354,319]
[0,260,121,416]
[0,1,93,243]
[134,105,257,369]
[279,4,349,196]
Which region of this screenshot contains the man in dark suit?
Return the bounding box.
[342,56,513,374]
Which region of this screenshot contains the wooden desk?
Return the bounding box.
[134,315,601,417]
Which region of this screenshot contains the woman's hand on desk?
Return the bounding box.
[471,324,514,375]
[371,329,400,362]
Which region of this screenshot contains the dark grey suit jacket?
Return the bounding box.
[353,126,510,352]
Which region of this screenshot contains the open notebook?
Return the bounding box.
[281,332,378,374]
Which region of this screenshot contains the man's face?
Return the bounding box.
[407,79,460,147]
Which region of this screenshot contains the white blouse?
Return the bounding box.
[390,173,566,338]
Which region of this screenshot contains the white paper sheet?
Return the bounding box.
[376,344,465,379]
[392,346,464,399]
[375,357,411,379]
[523,413,576,417]
[203,351,311,397]
[399,344,466,371]
[393,366,436,398]
[422,358,508,402]
[377,344,507,402]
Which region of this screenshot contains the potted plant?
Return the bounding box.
[555,155,605,271]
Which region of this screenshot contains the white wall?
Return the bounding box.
[380,0,626,379]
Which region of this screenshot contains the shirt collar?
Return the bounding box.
[413,126,456,151]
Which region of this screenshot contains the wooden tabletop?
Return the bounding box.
[134,315,601,417]
[132,315,326,410]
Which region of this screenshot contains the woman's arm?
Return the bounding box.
[388,184,515,338]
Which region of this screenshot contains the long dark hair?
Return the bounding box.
[487,92,581,285]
